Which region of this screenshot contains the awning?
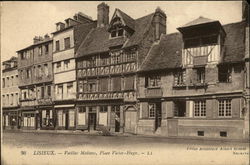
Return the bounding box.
[54,104,75,108]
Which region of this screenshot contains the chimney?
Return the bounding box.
[153,7,167,41]
[97,2,109,27]
[56,22,65,31]
[242,0,249,24]
[33,36,40,44]
[44,34,50,40]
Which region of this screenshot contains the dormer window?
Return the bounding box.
[110,27,124,38]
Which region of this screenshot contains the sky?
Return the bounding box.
[1,1,242,62]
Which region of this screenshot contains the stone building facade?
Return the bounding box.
[17,36,53,129]
[2,57,19,129]
[51,12,95,130]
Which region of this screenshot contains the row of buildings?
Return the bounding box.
[2,2,249,140]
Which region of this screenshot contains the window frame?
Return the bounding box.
[218,65,232,83]
[174,70,186,86]
[148,103,156,118]
[64,37,70,50]
[194,100,206,117]
[218,99,232,118]
[55,40,60,51]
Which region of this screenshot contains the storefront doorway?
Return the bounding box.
[88,113,96,131]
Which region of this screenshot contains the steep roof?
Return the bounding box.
[74,21,97,52]
[222,21,245,63]
[139,21,246,72]
[76,12,154,57]
[116,9,135,30]
[139,33,182,72]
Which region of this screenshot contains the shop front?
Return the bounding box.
[21,109,37,130]
[3,108,19,130]
[55,104,76,130]
[38,107,56,130]
[76,101,124,133]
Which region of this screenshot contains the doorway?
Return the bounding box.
[155,102,162,131]
[88,113,96,131]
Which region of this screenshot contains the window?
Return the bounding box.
[110,28,124,38]
[20,52,25,59]
[6,94,9,105]
[2,78,5,88]
[45,44,49,54]
[23,91,27,100]
[64,60,70,70]
[194,100,206,117]
[148,103,156,118]
[88,81,97,92]
[56,62,61,72]
[37,65,41,77]
[26,69,31,78]
[15,75,18,86]
[55,40,60,51]
[57,85,63,99]
[112,77,121,91]
[218,65,232,83]
[2,95,5,106]
[16,93,19,105]
[124,76,134,90]
[196,67,205,83]
[64,37,70,49]
[10,94,14,105]
[44,64,48,77]
[118,29,124,36]
[47,86,51,97]
[67,83,74,98]
[220,131,227,137]
[174,101,186,117]
[38,46,42,56]
[11,76,14,86]
[174,70,186,86]
[111,31,117,38]
[218,99,232,117]
[184,35,218,48]
[145,75,161,88]
[99,78,109,92]
[6,77,9,87]
[41,87,45,99]
[126,52,136,62]
[100,106,108,112]
[197,131,204,136]
[26,51,30,59]
[87,56,96,67]
[20,70,23,80]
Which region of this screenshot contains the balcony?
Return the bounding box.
[78,91,136,101]
[20,99,38,107]
[37,98,53,105]
[145,87,163,98]
[77,62,136,78]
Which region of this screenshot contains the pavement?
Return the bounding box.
[3,129,250,143]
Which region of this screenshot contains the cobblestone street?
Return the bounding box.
[2,131,249,165]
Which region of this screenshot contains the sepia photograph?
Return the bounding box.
[1,1,249,165]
